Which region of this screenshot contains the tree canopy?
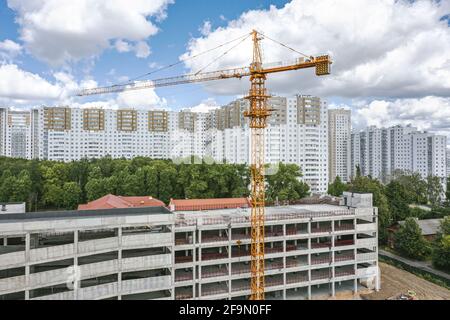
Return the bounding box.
[0,157,312,211]
[394,217,431,260]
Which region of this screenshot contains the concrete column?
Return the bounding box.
[198,229,202,299]
[74,230,79,300]
[228,225,232,296]
[307,285,311,300]
[331,281,335,297]
[354,278,358,294]
[117,227,122,300]
[3,237,6,246]
[193,228,197,299]
[25,233,30,300]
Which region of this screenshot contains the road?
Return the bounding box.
[379,249,450,281]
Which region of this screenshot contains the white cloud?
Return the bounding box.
[0,64,64,101]
[189,98,219,113]
[0,64,166,110]
[114,39,132,53]
[199,21,212,36]
[181,0,450,99]
[116,87,167,109]
[7,0,173,65]
[352,96,450,142]
[134,41,151,58]
[0,39,23,60]
[115,39,151,58]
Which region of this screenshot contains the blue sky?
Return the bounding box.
[0,0,449,138]
[0,0,293,109]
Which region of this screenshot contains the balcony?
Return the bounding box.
[77,282,118,300]
[0,251,25,270]
[356,252,377,262]
[121,275,171,295]
[0,275,26,294]
[122,233,171,249]
[29,244,75,264]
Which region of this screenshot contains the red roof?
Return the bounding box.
[169,198,250,211]
[78,194,165,210]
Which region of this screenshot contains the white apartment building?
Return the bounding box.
[1,95,332,194]
[206,95,329,194]
[328,109,351,183]
[0,108,35,159]
[351,126,384,180]
[351,125,448,188]
[0,192,379,300]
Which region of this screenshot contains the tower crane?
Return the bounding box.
[77,30,332,300]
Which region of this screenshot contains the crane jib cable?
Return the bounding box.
[193,33,252,75]
[119,32,252,85]
[257,31,312,59]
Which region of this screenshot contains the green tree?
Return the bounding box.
[327,176,347,197]
[426,175,443,207]
[394,217,431,260]
[266,163,310,203]
[62,182,82,209]
[432,216,450,271]
[386,180,411,221]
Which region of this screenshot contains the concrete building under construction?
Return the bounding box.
[0,192,379,300]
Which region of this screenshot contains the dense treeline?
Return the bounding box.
[328,168,450,270]
[0,157,309,211]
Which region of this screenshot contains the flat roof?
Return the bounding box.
[0,206,172,223]
[175,203,346,217]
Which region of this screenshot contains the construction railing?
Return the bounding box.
[286,275,308,284]
[175,255,194,263]
[311,227,332,233]
[175,210,353,228]
[335,224,355,231]
[175,274,194,282]
[202,269,229,279]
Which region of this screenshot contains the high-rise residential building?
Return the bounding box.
[0,95,329,193]
[328,109,351,183]
[446,149,450,178]
[351,126,384,180]
[206,95,329,194]
[0,108,36,159]
[351,124,448,189]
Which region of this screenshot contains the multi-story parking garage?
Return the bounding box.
[0,192,379,300]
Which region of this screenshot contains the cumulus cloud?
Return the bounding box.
[0,39,23,60]
[181,0,450,99]
[7,0,173,65]
[0,63,164,110]
[189,98,219,113]
[352,96,450,141]
[116,87,167,109]
[115,39,151,58]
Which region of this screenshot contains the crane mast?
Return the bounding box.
[76,30,332,300]
[244,30,269,300]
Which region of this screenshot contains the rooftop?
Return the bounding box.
[398,218,443,236]
[169,197,250,211]
[0,206,171,223]
[78,194,165,210]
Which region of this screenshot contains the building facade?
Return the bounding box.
[351,125,447,188]
[328,109,351,183]
[0,94,331,194]
[0,193,379,300]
